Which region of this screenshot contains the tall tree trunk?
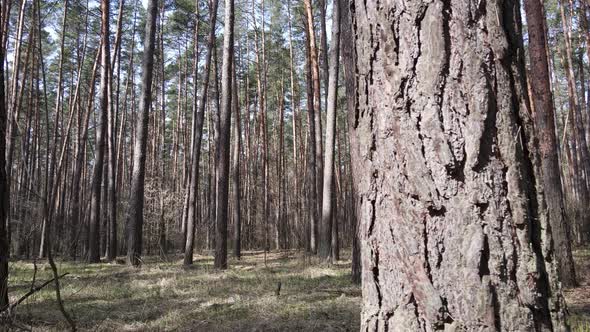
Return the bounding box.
[523,0,577,287]
[215,0,234,270]
[0,2,9,309]
[558,0,590,244]
[303,0,319,254]
[106,0,125,262]
[126,0,158,266]
[350,1,568,329]
[182,0,201,248]
[183,0,219,266]
[232,55,242,259]
[286,0,301,249]
[303,0,323,253]
[340,0,360,284]
[319,0,341,261]
[88,0,110,263]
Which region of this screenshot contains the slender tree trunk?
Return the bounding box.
[340,0,360,283]
[181,1,200,248]
[214,0,234,270]
[184,0,219,266]
[558,0,590,244]
[88,0,110,263]
[286,0,301,249]
[350,1,569,329]
[318,0,340,261]
[0,2,9,309]
[303,1,318,254]
[232,55,242,259]
[303,0,323,253]
[126,0,158,266]
[523,0,577,287]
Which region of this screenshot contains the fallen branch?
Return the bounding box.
[1,273,70,313]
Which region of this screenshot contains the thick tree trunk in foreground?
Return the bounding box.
[126,0,158,266]
[523,0,577,288]
[350,1,568,330]
[318,0,341,261]
[215,0,234,270]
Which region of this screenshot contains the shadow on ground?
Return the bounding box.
[5,251,361,331]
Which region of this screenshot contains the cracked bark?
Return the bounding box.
[349,0,569,330]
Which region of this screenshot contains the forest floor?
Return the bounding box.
[565,247,590,331]
[2,248,590,331]
[4,251,360,331]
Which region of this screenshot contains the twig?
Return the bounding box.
[0,273,69,313]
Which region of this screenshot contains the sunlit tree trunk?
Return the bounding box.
[232,55,242,258]
[214,0,234,270]
[350,1,569,329]
[319,0,340,261]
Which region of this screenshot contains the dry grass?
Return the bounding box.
[4,251,360,331]
[566,247,590,332]
[3,248,590,331]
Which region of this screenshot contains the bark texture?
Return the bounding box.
[349,0,569,330]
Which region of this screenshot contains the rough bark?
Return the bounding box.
[523,0,577,287]
[126,0,158,266]
[350,1,569,330]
